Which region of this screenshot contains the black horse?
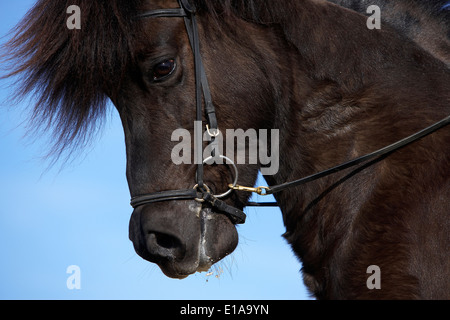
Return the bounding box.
[2,0,449,299]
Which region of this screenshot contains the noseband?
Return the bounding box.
[130,0,450,225]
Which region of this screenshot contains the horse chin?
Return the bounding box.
[157,252,213,280]
[157,261,211,280]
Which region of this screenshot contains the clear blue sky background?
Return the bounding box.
[0,1,311,299]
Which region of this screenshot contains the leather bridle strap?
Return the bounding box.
[132,0,245,225]
[137,0,218,188]
[130,189,198,207]
[130,188,246,225]
[136,8,187,19]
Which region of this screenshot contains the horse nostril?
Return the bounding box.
[145,231,185,261]
[154,232,178,249]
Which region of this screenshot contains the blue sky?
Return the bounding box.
[0,1,310,299]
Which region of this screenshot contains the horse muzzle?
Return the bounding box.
[129,202,238,279]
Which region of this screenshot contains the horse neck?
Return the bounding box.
[274,0,418,89]
[252,0,449,299]
[264,0,449,214]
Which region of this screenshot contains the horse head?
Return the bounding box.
[114,0,284,278]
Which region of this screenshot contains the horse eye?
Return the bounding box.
[152,59,176,81]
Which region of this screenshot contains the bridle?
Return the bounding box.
[130,0,450,225]
[131,0,247,224]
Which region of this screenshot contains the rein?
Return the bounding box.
[130,0,450,224]
[242,115,450,206]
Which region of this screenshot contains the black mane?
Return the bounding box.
[1,0,141,156]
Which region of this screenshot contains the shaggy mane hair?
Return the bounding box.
[1,0,141,156]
